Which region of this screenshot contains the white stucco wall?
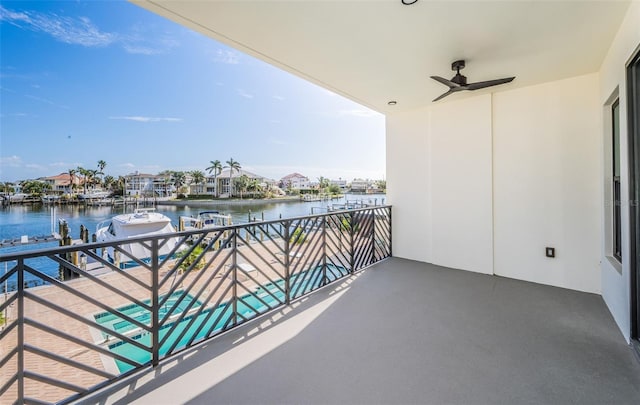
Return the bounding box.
[387,95,493,275]
[493,74,601,293]
[429,95,493,274]
[386,110,431,263]
[599,1,640,342]
[387,76,602,293]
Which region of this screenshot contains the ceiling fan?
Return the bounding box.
[431,60,515,102]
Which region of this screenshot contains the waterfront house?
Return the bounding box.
[208,168,275,198]
[279,172,310,190]
[350,178,370,193]
[124,172,173,197]
[329,178,348,191]
[39,172,81,194]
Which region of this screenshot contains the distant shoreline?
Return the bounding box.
[156,196,302,207]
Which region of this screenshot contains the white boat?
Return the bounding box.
[9,193,28,203]
[179,211,233,231]
[41,195,60,204]
[96,208,182,268]
[78,191,112,201]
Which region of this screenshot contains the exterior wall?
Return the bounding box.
[387,110,431,263]
[429,95,493,274]
[599,1,640,342]
[493,74,601,293]
[387,76,602,292]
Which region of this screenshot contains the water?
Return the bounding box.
[0,194,384,290]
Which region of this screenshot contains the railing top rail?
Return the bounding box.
[0,205,392,262]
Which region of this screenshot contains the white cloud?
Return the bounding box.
[122,44,163,56]
[0,5,180,55]
[0,6,115,47]
[237,89,254,99]
[25,94,69,109]
[213,49,240,64]
[0,155,23,167]
[272,95,285,101]
[338,109,379,118]
[46,161,82,169]
[119,163,136,169]
[120,31,180,55]
[25,163,45,170]
[108,116,183,123]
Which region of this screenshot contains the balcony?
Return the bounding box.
[83,258,640,404]
[0,206,391,404]
[2,205,640,404]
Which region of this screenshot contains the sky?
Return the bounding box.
[0,0,385,184]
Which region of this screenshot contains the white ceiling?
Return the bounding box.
[132,0,631,114]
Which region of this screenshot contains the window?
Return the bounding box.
[613,98,621,262]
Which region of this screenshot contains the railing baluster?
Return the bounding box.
[349,213,356,273]
[322,216,327,285]
[151,239,160,368]
[284,220,291,305]
[17,258,24,403]
[232,229,238,328]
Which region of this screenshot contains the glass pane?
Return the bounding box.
[613,100,620,177]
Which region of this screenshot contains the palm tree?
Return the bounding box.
[97,160,107,185]
[115,176,126,196]
[103,175,115,192]
[77,166,90,194]
[190,170,205,194]
[247,178,262,198]
[234,174,250,199]
[172,171,187,195]
[0,182,15,194]
[206,160,223,198]
[224,158,241,198]
[317,176,330,190]
[67,169,76,194]
[87,169,99,191]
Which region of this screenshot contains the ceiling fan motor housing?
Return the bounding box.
[452,73,467,85]
[451,60,467,85]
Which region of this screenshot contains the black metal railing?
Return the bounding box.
[0,206,391,404]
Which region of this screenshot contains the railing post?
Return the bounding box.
[388,207,393,258]
[322,216,327,285]
[17,258,24,403]
[151,239,159,368]
[232,229,238,327]
[284,220,291,305]
[371,208,376,264]
[349,213,355,273]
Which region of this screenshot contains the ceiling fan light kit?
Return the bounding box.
[430,60,515,102]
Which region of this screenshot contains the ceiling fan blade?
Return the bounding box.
[466,77,515,91]
[430,76,460,88]
[433,89,454,102]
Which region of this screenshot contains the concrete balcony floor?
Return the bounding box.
[84,258,640,404]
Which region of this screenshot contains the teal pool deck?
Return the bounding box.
[99,264,348,372]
